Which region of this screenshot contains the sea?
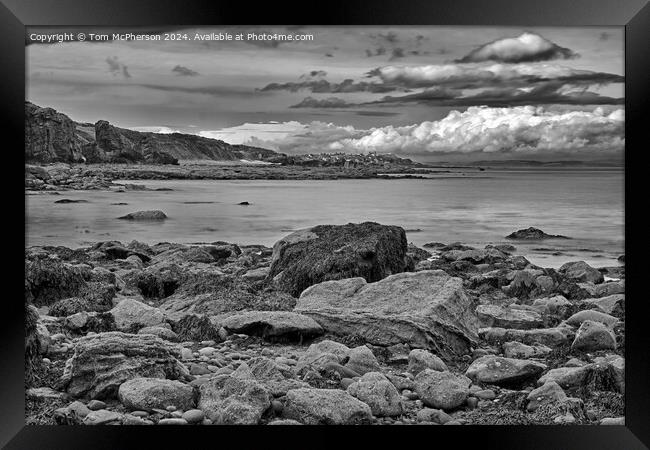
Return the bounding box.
[25,168,624,269]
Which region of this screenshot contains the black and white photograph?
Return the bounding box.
[23,24,627,427]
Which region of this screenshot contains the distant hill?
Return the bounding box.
[25,102,279,165]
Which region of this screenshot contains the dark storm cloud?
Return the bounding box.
[172,65,199,76]
[106,56,131,78]
[456,32,578,63]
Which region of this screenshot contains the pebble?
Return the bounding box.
[182,409,205,424]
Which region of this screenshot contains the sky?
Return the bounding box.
[26,26,624,163]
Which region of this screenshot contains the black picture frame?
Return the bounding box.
[2,0,648,448]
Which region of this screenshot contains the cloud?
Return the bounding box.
[214,106,623,158]
[290,96,354,108]
[599,32,611,41]
[329,106,624,155]
[258,77,397,94]
[105,56,131,78]
[389,48,405,61]
[129,126,180,133]
[456,32,578,63]
[172,65,199,76]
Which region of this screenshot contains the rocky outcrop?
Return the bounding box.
[25,102,89,162]
[59,332,189,399]
[505,227,570,240]
[268,222,410,297]
[296,270,479,357]
[117,210,167,221]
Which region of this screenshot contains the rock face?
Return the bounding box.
[60,332,188,399]
[559,261,604,284]
[268,222,410,297]
[117,210,168,221]
[505,227,569,240]
[465,356,547,386]
[118,377,195,411]
[347,372,403,417]
[296,270,479,357]
[414,369,471,410]
[282,388,373,425]
[220,311,323,342]
[26,101,277,164]
[198,375,272,425]
[110,299,165,332]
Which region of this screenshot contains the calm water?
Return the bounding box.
[25,170,624,269]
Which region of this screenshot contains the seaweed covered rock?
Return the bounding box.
[170,314,221,342]
[25,256,89,306]
[296,270,479,358]
[25,303,42,387]
[59,332,189,399]
[268,222,410,297]
[506,227,569,240]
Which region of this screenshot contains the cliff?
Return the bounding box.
[25,102,279,165]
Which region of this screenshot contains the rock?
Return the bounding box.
[27,387,68,401]
[593,354,625,393]
[182,409,205,424]
[600,417,625,425]
[531,295,572,317]
[118,377,195,411]
[559,261,604,284]
[282,388,373,425]
[25,102,87,162]
[345,345,381,375]
[479,326,575,347]
[110,299,164,332]
[582,294,624,318]
[295,340,351,374]
[171,314,221,342]
[198,375,272,425]
[25,256,88,306]
[537,366,591,389]
[117,210,167,221]
[417,408,453,424]
[565,310,620,328]
[241,267,270,282]
[526,381,567,412]
[220,311,323,342]
[571,320,616,352]
[465,356,546,386]
[138,326,179,341]
[240,357,308,396]
[474,389,496,400]
[87,400,106,411]
[505,227,569,240]
[593,281,624,297]
[83,409,123,425]
[407,349,448,375]
[60,331,188,399]
[502,341,552,359]
[475,304,543,330]
[268,419,302,425]
[347,372,403,417]
[157,418,187,425]
[386,343,410,364]
[54,401,91,424]
[296,270,479,358]
[268,222,410,297]
[414,369,471,410]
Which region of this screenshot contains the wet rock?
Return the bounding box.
[268,222,410,297]
[296,270,479,358]
[282,388,373,425]
[221,311,323,342]
[407,349,448,375]
[465,356,546,386]
[415,369,471,410]
[571,320,616,352]
[118,377,195,411]
[559,261,604,284]
[198,375,272,425]
[117,210,167,221]
[347,372,402,417]
[60,331,188,399]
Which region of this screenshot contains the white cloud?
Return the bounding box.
[129,126,180,134]
[457,32,577,63]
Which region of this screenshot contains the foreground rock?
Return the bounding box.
[347,372,402,417]
[118,377,195,411]
[110,299,165,332]
[268,222,410,296]
[296,270,478,357]
[282,388,373,424]
[571,320,617,351]
[198,375,272,425]
[220,311,323,342]
[60,332,188,399]
[414,369,471,410]
[465,356,547,386]
[117,210,167,221]
[559,261,604,284]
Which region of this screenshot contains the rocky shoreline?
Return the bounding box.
[25,222,625,426]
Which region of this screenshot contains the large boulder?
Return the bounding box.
[197,375,272,425]
[347,372,403,417]
[118,377,195,411]
[59,332,188,399]
[559,261,604,284]
[414,369,471,410]
[296,270,479,358]
[220,311,323,342]
[268,222,410,297]
[465,356,547,386]
[109,299,165,332]
[571,320,617,352]
[282,388,373,425]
